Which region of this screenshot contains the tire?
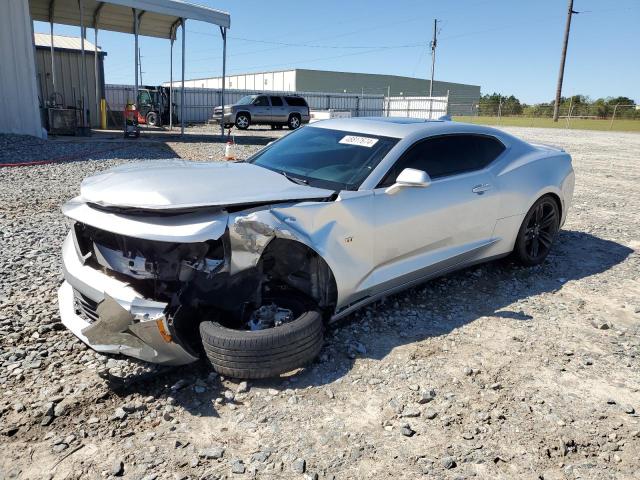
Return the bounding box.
[146,111,160,127]
[288,114,301,129]
[200,309,324,379]
[235,113,250,130]
[513,195,560,266]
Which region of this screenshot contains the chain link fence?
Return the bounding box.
[450,100,640,131]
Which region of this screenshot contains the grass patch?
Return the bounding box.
[453,116,640,132]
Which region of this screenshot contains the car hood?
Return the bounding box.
[79,160,335,211]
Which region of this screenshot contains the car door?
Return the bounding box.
[137,90,152,119]
[365,134,505,294]
[251,95,271,123]
[270,96,286,124]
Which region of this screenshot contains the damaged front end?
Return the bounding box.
[59,200,338,366]
[59,219,230,365]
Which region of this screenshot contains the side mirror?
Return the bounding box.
[385,168,431,194]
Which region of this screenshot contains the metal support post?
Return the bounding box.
[609,103,619,130]
[79,0,89,127]
[220,26,226,136]
[48,1,57,100]
[181,18,186,135]
[94,27,99,126]
[170,38,173,130]
[133,8,139,108]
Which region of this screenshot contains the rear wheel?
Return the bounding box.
[200,296,323,379]
[288,114,301,129]
[235,114,250,130]
[513,195,560,266]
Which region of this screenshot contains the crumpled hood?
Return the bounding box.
[79,160,334,210]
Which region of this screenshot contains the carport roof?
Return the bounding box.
[30,0,230,39]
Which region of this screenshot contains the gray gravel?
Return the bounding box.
[1,125,639,479]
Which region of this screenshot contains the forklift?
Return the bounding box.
[135,86,177,127]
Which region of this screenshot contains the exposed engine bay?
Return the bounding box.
[70,216,337,356]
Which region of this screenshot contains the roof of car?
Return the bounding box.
[309,117,511,141]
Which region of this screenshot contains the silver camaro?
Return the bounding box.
[59,118,575,378]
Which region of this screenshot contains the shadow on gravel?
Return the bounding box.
[285,229,633,389]
[102,230,633,416]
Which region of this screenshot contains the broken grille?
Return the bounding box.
[73,289,99,324]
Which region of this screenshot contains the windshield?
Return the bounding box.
[248,127,399,190]
[236,95,256,105]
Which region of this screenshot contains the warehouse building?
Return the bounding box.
[34,33,106,128]
[170,68,481,114]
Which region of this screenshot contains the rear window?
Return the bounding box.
[270,96,283,106]
[284,96,308,107]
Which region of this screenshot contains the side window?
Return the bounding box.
[378,135,505,187]
[138,91,152,105]
[270,96,283,106]
[253,96,270,107]
[284,96,308,107]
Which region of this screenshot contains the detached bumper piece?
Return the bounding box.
[59,232,198,365]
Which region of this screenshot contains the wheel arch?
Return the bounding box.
[236,111,251,121]
[258,237,338,319]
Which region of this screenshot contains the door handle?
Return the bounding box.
[472,184,492,194]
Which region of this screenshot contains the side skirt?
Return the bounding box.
[329,251,510,323]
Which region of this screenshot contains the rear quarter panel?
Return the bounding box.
[494,145,574,226]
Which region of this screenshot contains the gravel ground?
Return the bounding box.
[0,125,639,480]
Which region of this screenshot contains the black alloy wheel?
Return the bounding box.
[514,195,560,266]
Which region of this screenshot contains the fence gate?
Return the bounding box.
[384,96,449,119]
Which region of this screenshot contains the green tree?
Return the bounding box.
[479,93,523,116]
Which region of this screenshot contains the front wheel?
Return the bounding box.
[235,114,250,130]
[145,111,160,127]
[200,300,323,379]
[513,195,560,266]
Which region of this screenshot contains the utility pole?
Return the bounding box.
[429,19,438,97]
[553,0,578,122]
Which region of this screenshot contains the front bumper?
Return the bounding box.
[211,111,235,124]
[58,232,198,365]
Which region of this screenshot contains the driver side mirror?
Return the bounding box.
[385,168,431,194]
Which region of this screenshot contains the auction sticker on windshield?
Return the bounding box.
[339,135,379,148]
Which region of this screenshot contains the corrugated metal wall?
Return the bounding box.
[167,70,297,91]
[34,47,105,128]
[0,0,44,138]
[105,85,388,123]
[168,69,480,116]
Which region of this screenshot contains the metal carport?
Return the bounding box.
[29,0,230,135]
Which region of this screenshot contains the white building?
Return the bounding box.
[167,68,481,114]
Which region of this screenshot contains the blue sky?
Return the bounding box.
[36,0,639,104]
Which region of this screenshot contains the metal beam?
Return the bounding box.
[94,2,103,127]
[180,18,186,135]
[78,0,89,127]
[220,26,226,136]
[168,18,180,131]
[169,39,173,130]
[48,0,57,96]
[133,8,139,109]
